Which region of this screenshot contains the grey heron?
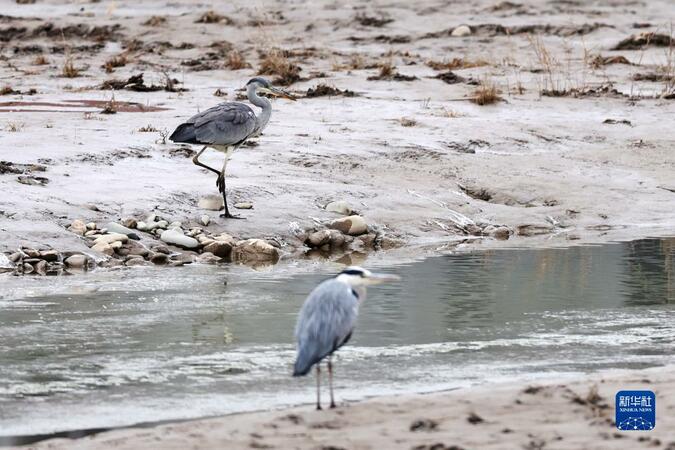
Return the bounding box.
[293,266,400,409]
[169,77,296,219]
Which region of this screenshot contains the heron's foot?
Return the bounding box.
[316,404,322,411]
[330,402,336,409]
[220,212,245,220]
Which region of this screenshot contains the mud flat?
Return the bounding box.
[1,0,674,274]
[14,365,675,450]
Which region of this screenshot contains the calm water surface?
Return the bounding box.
[0,238,673,440]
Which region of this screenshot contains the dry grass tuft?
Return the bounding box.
[103,54,128,73]
[138,124,158,132]
[427,58,489,71]
[5,122,24,132]
[226,50,248,70]
[471,78,501,105]
[143,16,167,27]
[398,117,418,127]
[195,10,233,24]
[32,55,49,66]
[62,58,80,78]
[258,49,301,85]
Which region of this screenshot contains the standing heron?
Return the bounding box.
[169,77,295,219]
[293,266,400,409]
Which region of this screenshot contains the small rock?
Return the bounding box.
[516,224,553,236]
[136,221,150,231]
[85,230,99,237]
[149,252,169,265]
[160,229,200,249]
[169,221,182,229]
[86,222,97,230]
[487,226,511,240]
[22,263,34,274]
[198,195,224,211]
[325,200,353,216]
[197,235,215,246]
[91,242,114,255]
[93,233,129,245]
[327,229,346,248]
[234,202,253,210]
[101,258,124,268]
[451,24,472,37]
[34,260,48,276]
[8,252,22,263]
[146,213,158,223]
[122,218,138,229]
[233,239,280,262]
[152,245,171,254]
[170,252,197,265]
[203,241,234,259]
[68,219,87,236]
[38,250,60,262]
[358,233,377,248]
[197,252,221,264]
[380,236,404,249]
[110,241,124,250]
[155,220,169,229]
[104,222,140,240]
[307,230,331,248]
[65,254,88,268]
[327,215,368,236]
[200,215,211,226]
[214,233,236,243]
[126,258,150,267]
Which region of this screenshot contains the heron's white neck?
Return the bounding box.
[336,274,367,301]
[247,83,272,135]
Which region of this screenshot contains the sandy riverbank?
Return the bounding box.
[1,0,675,273]
[16,365,674,450]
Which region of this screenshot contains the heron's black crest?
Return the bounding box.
[246,77,271,88]
[339,268,366,277]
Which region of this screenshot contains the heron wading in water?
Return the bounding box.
[293,266,400,409]
[169,77,296,219]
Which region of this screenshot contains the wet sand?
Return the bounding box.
[1,0,674,267]
[17,365,675,450]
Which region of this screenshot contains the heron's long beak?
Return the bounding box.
[265,86,297,101]
[365,272,401,285]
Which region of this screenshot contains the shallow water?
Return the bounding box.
[1,238,674,442]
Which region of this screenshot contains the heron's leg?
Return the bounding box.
[328,357,336,409]
[316,364,322,410]
[217,147,244,220]
[192,146,220,176]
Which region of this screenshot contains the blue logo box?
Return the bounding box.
[616,390,655,431]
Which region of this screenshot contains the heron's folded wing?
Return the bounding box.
[295,279,359,365]
[190,103,257,146]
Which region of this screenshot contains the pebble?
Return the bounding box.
[451,24,472,37]
[34,260,48,276]
[8,252,22,263]
[86,222,97,230]
[39,250,60,262]
[152,245,171,254]
[307,230,331,248]
[149,253,169,265]
[136,221,150,231]
[22,263,34,274]
[160,229,200,249]
[234,202,253,210]
[65,254,88,268]
[484,225,511,240]
[93,233,129,245]
[327,215,368,236]
[110,241,123,250]
[155,220,169,229]
[122,218,138,229]
[104,222,140,240]
[169,221,182,229]
[325,200,353,216]
[203,241,233,259]
[198,195,224,211]
[200,215,210,226]
[68,219,87,236]
[85,230,99,237]
[233,239,280,262]
[196,252,221,265]
[91,242,114,255]
[126,258,150,267]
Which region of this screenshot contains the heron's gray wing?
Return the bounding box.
[293,279,359,376]
[170,102,257,146]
